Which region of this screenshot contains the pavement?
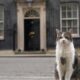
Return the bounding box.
[0,52,79,80]
[0,57,56,80]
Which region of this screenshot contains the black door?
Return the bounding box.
[24,19,40,51]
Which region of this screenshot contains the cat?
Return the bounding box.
[55,29,78,80]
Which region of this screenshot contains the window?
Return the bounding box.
[60,3,79,37]
[25,9,40,17]
[0,5,4,39]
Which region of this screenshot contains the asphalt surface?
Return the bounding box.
[0,57,56,80]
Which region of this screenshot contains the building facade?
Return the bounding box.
[0,0,80,52]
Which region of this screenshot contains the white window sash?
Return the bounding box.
[77,5,79,37]
[60,6,62,32]
[60,3,79,37]
[61,18,78,20]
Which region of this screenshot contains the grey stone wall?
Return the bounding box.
[0,0,80,50]
[0,0,17,50]
[46,0,60,49]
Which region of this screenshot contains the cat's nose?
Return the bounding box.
[63,40,66,43]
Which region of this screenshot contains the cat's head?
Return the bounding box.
[56,29,73,46]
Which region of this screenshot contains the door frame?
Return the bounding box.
[17,2,46,51]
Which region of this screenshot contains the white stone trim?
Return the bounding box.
[17,3,24,51]
[17,2,46,51]
[40,3,46,51]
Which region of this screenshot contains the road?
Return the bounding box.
[0,57,56,80]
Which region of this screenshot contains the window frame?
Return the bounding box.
[0,5,4,40]
[60,3,79,37]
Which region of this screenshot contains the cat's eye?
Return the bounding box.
[59,36,62,39]
[65,36,69,39]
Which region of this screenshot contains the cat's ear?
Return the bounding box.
[56,29,60,34]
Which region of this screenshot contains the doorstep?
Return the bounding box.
[0,50,55,57]
[14,50,55,57]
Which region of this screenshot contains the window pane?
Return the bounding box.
[62,20,67,32]
[0,30,4,36]
[62,6,66,11]
[0,6,4,38]
[0,23,4,36]
[62,20,66,27]
[62,28,66,32]
[0,13,3,20]
[73,11,77,18]
[0,6,4,20]
[73,28,77,33]
[25,9,40,17]
[0,23,4,30]
[72,4,77,11]
[67,5,71,11]
[62,11,66,18]
[73,20,77,27]
[67,20,72,27]
[67,11,71,18]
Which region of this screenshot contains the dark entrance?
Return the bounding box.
[24,19,40,51]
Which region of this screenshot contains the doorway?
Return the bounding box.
[24,19,40,51]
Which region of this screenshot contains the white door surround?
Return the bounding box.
[17,2,46,51]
